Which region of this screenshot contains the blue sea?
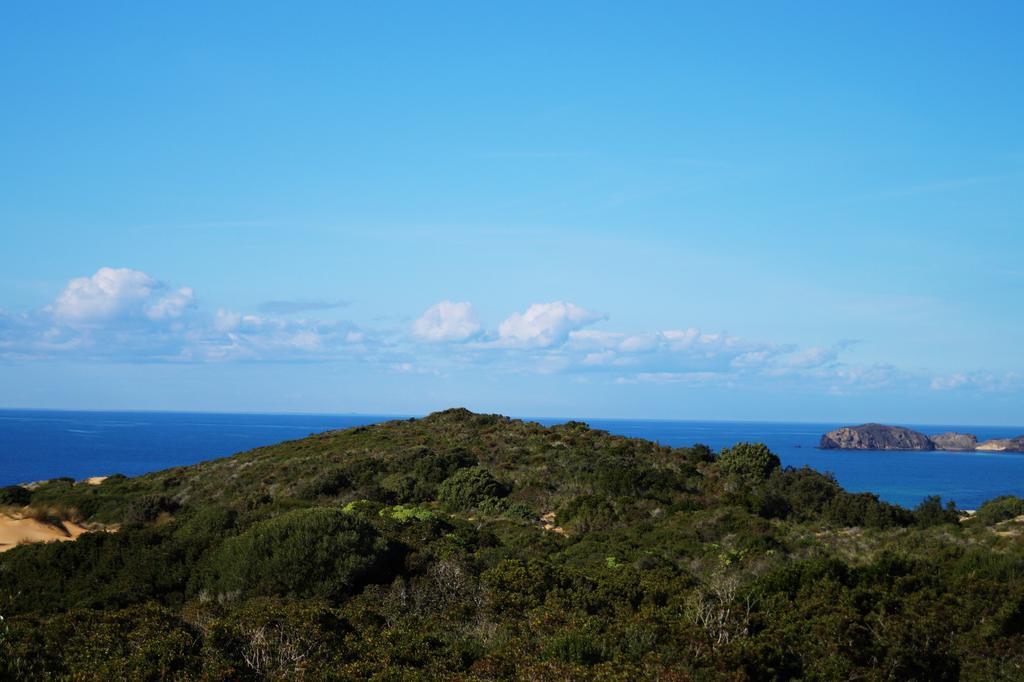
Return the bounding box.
[2,409,1023,509]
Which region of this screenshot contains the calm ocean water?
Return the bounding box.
[1,409,1023,509]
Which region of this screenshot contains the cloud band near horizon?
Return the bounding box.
[0,267,1018,397]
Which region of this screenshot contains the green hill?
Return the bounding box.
[2,408,1024,679]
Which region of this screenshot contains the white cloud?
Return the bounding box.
[781,346,838,369]
[196,309,368,361]
[931,373,971,391]
[214,308,243,332]
[829,363,908,391]
[144,287,194,320]
[565,327,767,374]
[930,371,1023,392]
[50,267,158,322]
[496,302,604,348]
[7,268,1022,404]
[48,267,195,324]
[412,301,480,342]
[2,268,373,363]
[621,371,723,385]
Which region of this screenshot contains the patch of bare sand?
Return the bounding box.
[82,476,108,486]
[0,513,92,552]
[541,511,567,536]
[994,514,1024,537]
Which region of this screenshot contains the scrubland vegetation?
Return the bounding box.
[2,408,1024,679]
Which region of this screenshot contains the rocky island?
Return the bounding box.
[976,436,1024,452]
[821,424,1024,452]
[929,432,978,451]
[820,424,934,450]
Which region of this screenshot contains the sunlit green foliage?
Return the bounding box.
[975,495,1024,525]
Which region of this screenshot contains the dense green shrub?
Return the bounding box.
[502,501,536,522]
[437,467,506,511]
[0,525,194,614]
[825,491,913,528]
[592,451,684,499]
[913,495,960,527]
[298,468,351,499]
[544,630,607,665]
[173,505,237,545]
[0,485,31,506]
[557,494,621,532]
[200,507,389,600]
[718,443,781,484]
[123,494,180,525]
[975,495,1024,525]
[1,604,201,680]
[412,448,476,483]
[678,443,715,464]
[749,467,842,521]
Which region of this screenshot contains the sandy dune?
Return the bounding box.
[0,513,91,552]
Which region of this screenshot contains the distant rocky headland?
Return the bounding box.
[821,423,1024,452]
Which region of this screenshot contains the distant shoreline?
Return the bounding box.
[2,407,1024,431]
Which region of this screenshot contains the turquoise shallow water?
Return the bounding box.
[1,409,1022,509]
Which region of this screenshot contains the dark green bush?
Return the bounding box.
[544,630,606,665]
[412,448,476,483]
[298,468,351,499]
[825,491,913,528]
[558,494,621,532]
[913,495,960,527]
[0,525,193,614]
[752,467,842,521]
[173,505,237,545]
[502,501,536,523]
[718,442,781,484]
[200,507,389,600]
[593,452,679,499]
[123,495,180,525]
[0,485,31,506]
[975,495,1024,525]
[678,443,715,464]
[437,467,506,511]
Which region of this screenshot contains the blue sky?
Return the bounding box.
[1,2,1022,423]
